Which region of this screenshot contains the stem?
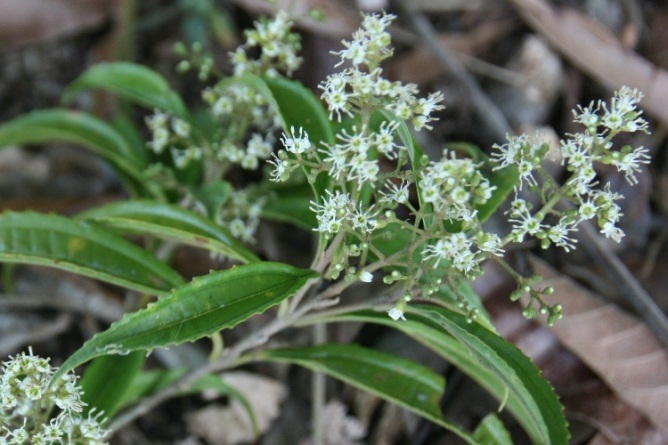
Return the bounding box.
[311,323,327,445]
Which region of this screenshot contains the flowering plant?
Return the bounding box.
[0,8,650,444]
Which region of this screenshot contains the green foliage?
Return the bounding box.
[63,62,189,119]
[79,352,146,419]
[79,200,259,263]
[258,343,477,444]
[0,212,183,295]
[0,109,147,195]
[473,414,514,445]
[315,307,568,444]
[52,262,317,382]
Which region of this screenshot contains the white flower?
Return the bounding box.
[387,307,406,321]
[379,180,410,205]
[310,190,352,235]
[615,146,650,185]
[601,221,624,242]
[280,126,312,154]
[359,271,373,282]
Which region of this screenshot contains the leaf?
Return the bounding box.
[191,181,233,218]
[315,308,568,444]
[0,109,145,186]
[257,343,477,444]
[473,414,514,445]
[529,256,668,431]
[79,200,259,264]
[63,62,189,119]
[263,75,335,147]
[0,211,183,295]
[477,163,519,223]
[414,305,568,444]
[79,352,146,419]
[262,75,334,207]
[508,0,668,126]
[262,182,318,230]
[52,262,317,382]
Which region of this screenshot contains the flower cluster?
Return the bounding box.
[229,10,303,77]
[216,189,266,244]
[202,84,279,170]
[263,11,650,325]
[319,12,444,130]
[0,349,107,445]
[310,190,379,237]
[145,109,202,169]
[420,150,495,221]
[493,86,650,248]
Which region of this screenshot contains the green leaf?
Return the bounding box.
[0,109,145,187]
[262,182,317,230]
[244,74,334,252]
[79,352,146,419]
[314,307,568,445]
[111,114,149,166]
[79,200,259,264]
[191,181,233,218]
[263,75,334,147]
[52,262,317,382]
[0,211,183,295]
[121,368,259,435]
[424,306,567,445]
[258,343,476,444]
[63,62,189,119]
[477,163,519,223]
[473,414,514,445]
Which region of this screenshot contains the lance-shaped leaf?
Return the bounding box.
[0,109,145,189]
[79,352,146,419]
[257,343,477,444]
[63,62,189,119]
[79,200,259,264]
[52,262,317,382]
[0,211,183,295]
[473,414,513,445]
[263,75,334,148]
[314,308,568,445]
[416,306,567,445]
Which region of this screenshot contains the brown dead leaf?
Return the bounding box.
[528,256,668,433]
[232,0,359,39]
[644,8,668,71]
[507,0,668,126]
[187,371,287,445]
[404,0,510,12]
[386,18,517,84]
[0,0,113,49]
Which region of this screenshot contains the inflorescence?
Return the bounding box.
[0,349,107,445]
[266,12,651,324]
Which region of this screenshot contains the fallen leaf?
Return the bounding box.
[386,18,517,84]
[507,0,668,126]
[528,256,668,433]
[0,0,113,49]
[232,0,359,39]
[187,371,287,445]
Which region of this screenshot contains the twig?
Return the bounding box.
[395,0,514,141]
[0,313,72,357]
